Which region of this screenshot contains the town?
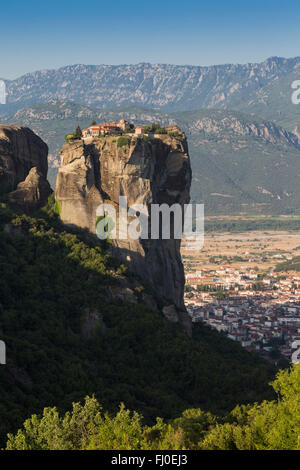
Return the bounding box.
[182,230,300,364]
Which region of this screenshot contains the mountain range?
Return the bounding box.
[1,56,300,214]
[3,100,300,215]
[1,57,299,129]
[0,58,297,448]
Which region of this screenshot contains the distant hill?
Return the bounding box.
[1,56,300,215]
[174,109,300,214]
[3,101,300,215]
[0,57,299,132]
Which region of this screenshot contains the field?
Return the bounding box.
[182,230,300,273]
[203,216,300,233]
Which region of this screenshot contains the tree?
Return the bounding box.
[73,125,82,139]
[6,397,103,450]
[117,136,130,148]
[8,366,300,450]
[200,365,300,450]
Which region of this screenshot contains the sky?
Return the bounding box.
[1,0,300,79]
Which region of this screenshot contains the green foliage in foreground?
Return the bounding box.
[0,202,275,446]
[6,366,300,450]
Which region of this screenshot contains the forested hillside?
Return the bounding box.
[0,199,275,444]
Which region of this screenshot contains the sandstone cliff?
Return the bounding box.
[0,125,48,193]
[0,125,51,212]
[55,129,192,332]
[8,167,52,214]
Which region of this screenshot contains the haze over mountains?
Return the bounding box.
[1,56,300,214]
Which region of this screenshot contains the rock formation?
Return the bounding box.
[0,125,48,194]
[8,167,52,214]
[55,128,192,333]
[0,124,52,213]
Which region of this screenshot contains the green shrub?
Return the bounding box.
[65,134,75,143]
[167,131,184,141]
[46,194,61,216]
[6,366,300,450]
[143,123,166,134]
[117,136,130,148]
[0,202,15,228]
[54,199,62,216]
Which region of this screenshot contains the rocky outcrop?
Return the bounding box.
[8,167,52,214]
[55,129,192,333]
[189,114,300,146]
[0,125,48,194]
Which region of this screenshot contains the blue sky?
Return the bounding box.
[1,0,300,78]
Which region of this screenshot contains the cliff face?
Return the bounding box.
[0,125,48,193]
[8,167,52,214]
[0,125,51,212]
[55,129,192,331]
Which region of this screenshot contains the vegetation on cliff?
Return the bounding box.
[65,125,82,142]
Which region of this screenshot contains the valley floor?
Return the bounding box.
[183,230,300,364]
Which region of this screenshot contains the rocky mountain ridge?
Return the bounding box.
[0,57,299,131]
[181,111,300,146]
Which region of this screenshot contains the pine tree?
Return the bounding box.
[74,125,82,139]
